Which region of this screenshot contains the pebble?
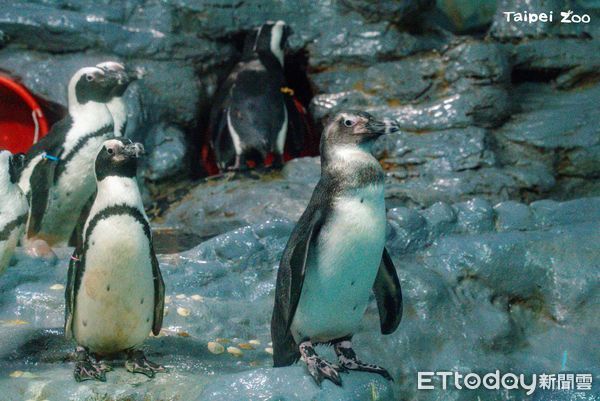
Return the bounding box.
[264,347,274,355]
[191,294,204,302]
[216,338,230,344]
[207,342,225,354]
[249,339,261,346]
[227,346,243,357]
[164,296,172,304]
[49,284,64,290]
[176,294,186,299]
[238,343,255,350]
[177,307,191,317]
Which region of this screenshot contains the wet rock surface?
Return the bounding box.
[1,196,598,400]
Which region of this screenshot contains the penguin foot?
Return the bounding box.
[73,348,109,382]
[299,341,343,387]
[24,239,57,262]
[334,340,393,381]
[125,350,166,378]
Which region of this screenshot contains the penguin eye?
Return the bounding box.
[106,147,114,155]
[85,74,94,82]
[343,119,355,127]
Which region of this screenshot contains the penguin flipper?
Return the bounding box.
[151,250,165,336]
[271,208,324,367]
[373,248,403,335]
[27,157,58,237]
[64,249,82,340]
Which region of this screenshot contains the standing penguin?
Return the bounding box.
[0,151,28,275]
[96,61,142,137]
[209,20,303,170]
[18,65,120,248]
[271,111,403,386]
[65,138,165,382]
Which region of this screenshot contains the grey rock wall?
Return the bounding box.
[1,0,597,198]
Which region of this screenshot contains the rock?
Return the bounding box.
[493,200,533,232]
[157,158,319,238]
[434,0,497,33]
[453,198,494,234]
[144,124,188,181]
[195,367,395,401]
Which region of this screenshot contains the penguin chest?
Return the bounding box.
[41,136,108,244]
[0,191,28,274]
[74,215,154,354]
[292,185,386,342]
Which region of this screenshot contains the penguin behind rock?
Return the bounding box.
[0,151,28,275]
[96,61,143,137]
[209,20,304,171]
[64,138,165,382]
[271,111,403,386]
[18,65,121,248]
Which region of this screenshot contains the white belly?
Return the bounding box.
[291,185,386,343]
[0,227,22,275]
[74,215,155,354]
[38,136,107,245]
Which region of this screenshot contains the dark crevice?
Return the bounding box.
[511,67,566,84]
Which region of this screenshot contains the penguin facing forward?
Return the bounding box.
[96,61,142,137]
[209,20,303,171]
[65,138,165,382]
[18,65,121,248]
[271,111,403,386]
[0,151,28,275]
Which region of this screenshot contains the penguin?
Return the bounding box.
[96,61,142,137]
[0,151,28,275]
[64,138,165,382]
[271,111,403,386]
[17,65,121,248]
[208,20,304,171]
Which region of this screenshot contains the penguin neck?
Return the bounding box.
[69,100,113,131]
[106,97,127,135]
[321,144,384,189]
[95,176,144,211]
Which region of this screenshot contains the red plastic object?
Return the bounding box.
[0,75,49,153]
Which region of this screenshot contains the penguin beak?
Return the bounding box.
[365,118,400,136]
[122,143,145,159]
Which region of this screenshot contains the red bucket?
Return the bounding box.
[0,75,49,153]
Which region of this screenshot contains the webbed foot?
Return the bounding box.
[299,341,342,387]
[73,347,110,382]
[125,350,166,378]
[334,340,393,381]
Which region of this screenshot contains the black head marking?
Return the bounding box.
[321,110,400,150]
[73,67,121,105]
[97,61,142,98]
[95,138,145,181]
[243,20,291,64]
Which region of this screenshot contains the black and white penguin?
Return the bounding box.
[208,20,304,170]
[271,111,403,386]
[0,151,28,274]
[18,65,121,248]
[96,61,142,137]
[64,138,165,382]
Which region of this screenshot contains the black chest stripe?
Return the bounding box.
[55,124,114,181]
[74,204,152,295]
[0,213,27,242]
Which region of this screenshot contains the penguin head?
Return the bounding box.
[95,138,145,181]
[0,150,25,185]
[244,20,291,66]
[96,61,144,98]
[68,66,121,107]
[322,111,400,149]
